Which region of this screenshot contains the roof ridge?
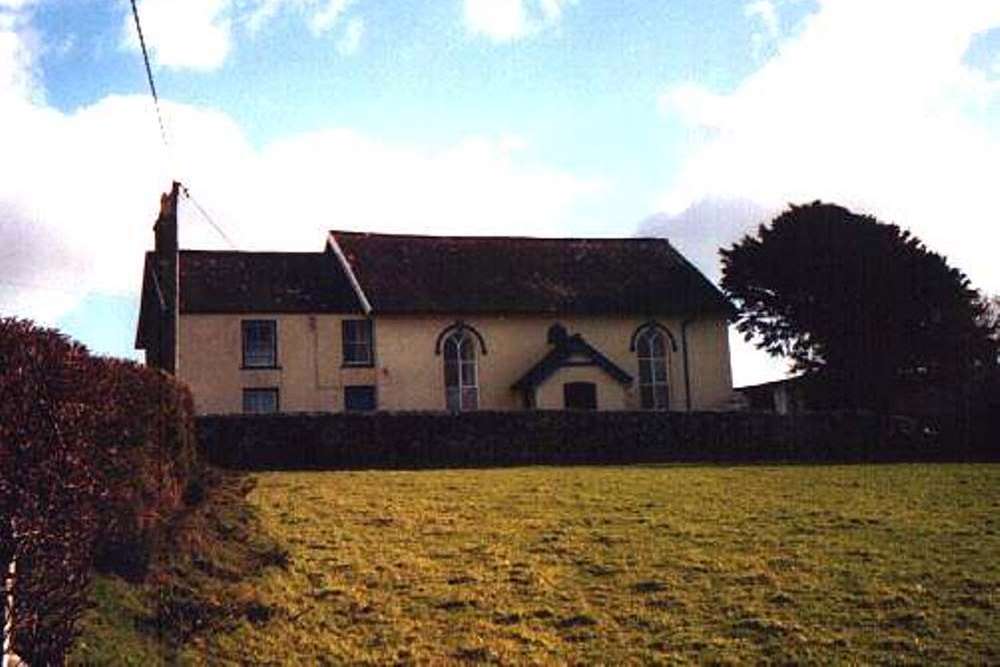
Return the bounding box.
[329,230,672,243]
[178,249,327,256]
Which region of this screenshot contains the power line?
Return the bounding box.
[180,185,238,249]
[129,0,169,150]
[126,1,237,250]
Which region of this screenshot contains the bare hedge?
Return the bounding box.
[0,318,198,664]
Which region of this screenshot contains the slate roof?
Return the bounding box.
[175,250,362,314]
[330,231,731,316]
[139,232,730,321]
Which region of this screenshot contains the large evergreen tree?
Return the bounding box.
[721,202,995,412]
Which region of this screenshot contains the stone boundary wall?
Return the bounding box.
[194,411,977,470]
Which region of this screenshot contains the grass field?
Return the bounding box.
[171,464,999,664]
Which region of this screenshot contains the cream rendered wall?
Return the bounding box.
[533,365,630,410]
[177,312,733,415]
[375,315,643,412]
[178,313,376,415]
[682,317,734,410]
[374,314,730,412]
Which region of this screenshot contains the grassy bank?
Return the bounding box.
[190,464,999,664]
[69,473,288,665]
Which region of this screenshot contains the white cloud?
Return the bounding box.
[0,21,601,328]
[652,0,1000,385]
[659,0,1000,299]
[638,197,772,284]
[658,83,729,131]
[0,9,38,104]
[244,0,284,34]
[0,0,39,9]
[745,0,779,40]
[463,0,572,43]
[120,0,364,69]
[538,0,568,23]
[744,0,780,58]
[309,0,352,36]
[201,131,602,250]
[336,16,363,55]
[638,198,792,387]
[122,0,232,71]
[244,0,356,37]
[464,0,527,42]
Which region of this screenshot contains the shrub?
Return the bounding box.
[0,317,199,663]
[0,320,103,663]
[88,357,199,580]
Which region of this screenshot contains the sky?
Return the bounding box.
[1,0,999,386]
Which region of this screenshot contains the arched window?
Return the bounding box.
[443,330,479,411]
[636,327,669,410]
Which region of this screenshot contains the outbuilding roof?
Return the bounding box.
[329,231,731,316]
[175,249,362,314]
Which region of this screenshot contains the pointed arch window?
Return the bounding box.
[443,330,479,411]
[636,327,669,410]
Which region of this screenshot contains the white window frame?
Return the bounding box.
[443,330,479,411]
[242,319,277,368]
[342,319,374,366]
[637,328,669,410]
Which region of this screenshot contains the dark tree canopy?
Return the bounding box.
[721,202,995,412]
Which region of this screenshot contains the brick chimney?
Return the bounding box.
[153,181,180,373]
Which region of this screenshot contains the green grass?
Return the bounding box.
[184,464,1000,664]
[70,472,289,666]
[71,575,163,665]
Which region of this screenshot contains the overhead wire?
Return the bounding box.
[129,0,169,150]
[127,0,239,249]
[180,186,238,250]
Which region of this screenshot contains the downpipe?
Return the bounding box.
[681,318,694,412]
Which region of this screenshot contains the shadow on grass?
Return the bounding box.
[69,470,289,665]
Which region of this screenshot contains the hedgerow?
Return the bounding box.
[0,317,199,664]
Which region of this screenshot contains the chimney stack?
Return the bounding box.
[154,181,180,373]
[155,181,180,256]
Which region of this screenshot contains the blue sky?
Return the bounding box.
[1,0,999,384]
[33,0,782,207]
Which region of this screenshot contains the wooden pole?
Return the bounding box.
[3,557,13,667]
